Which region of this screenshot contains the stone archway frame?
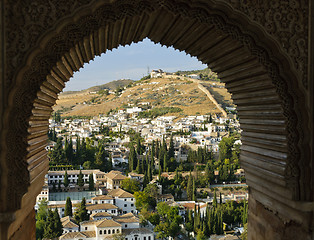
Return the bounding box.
[1,0,311,237]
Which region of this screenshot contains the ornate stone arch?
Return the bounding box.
[1,0,312,239]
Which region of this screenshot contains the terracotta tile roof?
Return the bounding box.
[105,170,127,181]
[92,195,114,200]
[114,213,139,223]
[90,212,112,218]
[86,203,118,211]
[48,204,65,209]
[122,227,154,235]
[80,219,103,226]
[59,232,86,240]
[61,216,79,228]
[96,219,122,228]
[108,188,134,198]
[82,231,96,238]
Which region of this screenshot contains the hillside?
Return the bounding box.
[53,76,234,118]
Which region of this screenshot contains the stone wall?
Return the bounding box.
[248,197,313,240]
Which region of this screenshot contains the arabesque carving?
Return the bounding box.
[1,1,310,238]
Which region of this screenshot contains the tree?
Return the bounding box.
[148,212,160,226]
[128,144,137,171]
[121,178,140,193]
[89,173,95,191]
[36,199,48,240]
[163,153,168,172]
[64,137,74,164]
[134,191,156,211]
[77,170,84,189]
[49,137,66,164]
[43,208,63,239]
[192,177,196,201]
[64,197,73,217]
[187,172,193,200]
[74,197,89,223]
[43,209,55,239]
[218,137,234,161]
[53,208,63,237]
[213,189,218,208]
[154,204,183,239]
[64,170,69,188]
[144,183,159,199]
[168,135,175,159]
[95,144,111,172]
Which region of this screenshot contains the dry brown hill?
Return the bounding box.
[53,77,233,118]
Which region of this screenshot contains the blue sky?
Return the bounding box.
[64,38,207,91]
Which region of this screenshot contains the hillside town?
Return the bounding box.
[36,72,247,240]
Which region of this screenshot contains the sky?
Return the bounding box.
[64,38,207,91]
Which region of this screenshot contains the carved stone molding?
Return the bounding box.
[224,0,309,89]
[1,0,309,224]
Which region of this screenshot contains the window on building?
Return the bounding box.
[131,204,134,207]
[108,230,111,234]
[104,230,107,234]
[124,198,127,201]
[124,204,127,207]
[85,227,87,230]
[144,237,146,240]
[125,224,127,228]
[100,230,102,235]
[148,236,151,240]
[112,229,115,234]
[117,229,120,233]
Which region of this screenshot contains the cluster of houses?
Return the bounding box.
[36,169,153,240]
[48,111,239,167]
[36,167,248,240]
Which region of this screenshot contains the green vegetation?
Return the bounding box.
[48,137,112,173]
[64,197,73,217]
[36,199,63,240]
[121,178,140,193]
[138,107,182,118]
[185,192,248,239]
[74,197,89,224]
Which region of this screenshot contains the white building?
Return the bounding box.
[108,188,136,214]
[61,216,79,234]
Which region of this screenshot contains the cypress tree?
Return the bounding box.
[213,189,217,208]
[168,135,175,159]
[43,209,55,239]
[147,163,152,181]
[74,197,89,223]
[192,178,196,201]
[163,153,167,172]
[58,180,62,192]
[88,173,94,191]
[151,140,155,158]
[64,170,69,188]
[53,208,63,237]
[77,170,84,188]
[187,172,193,200]
[64,197,73,217]
[155,139,159,158]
